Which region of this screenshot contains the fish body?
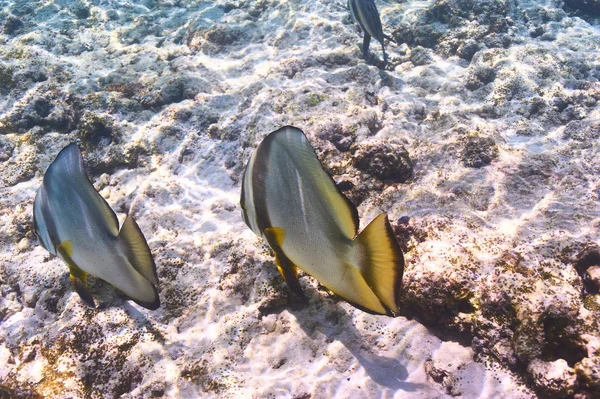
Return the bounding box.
[33,144,159,309]
[241,126,404,315]
[348,0,389,64]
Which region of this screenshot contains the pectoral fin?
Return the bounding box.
[57,241,95,307]
[264,227,305,298]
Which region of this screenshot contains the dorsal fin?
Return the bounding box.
[48,143,119,236]
[268,126,360,239]
[51,143,86,175]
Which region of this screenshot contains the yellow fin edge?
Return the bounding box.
[264,227,304,297]
[356,213,405,315]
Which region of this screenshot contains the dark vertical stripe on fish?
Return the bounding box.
[251,133,276,233]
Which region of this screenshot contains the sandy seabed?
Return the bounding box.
[0,0,599,398]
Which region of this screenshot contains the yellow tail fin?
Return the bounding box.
[119,215,159,286]
[356,213,404,315]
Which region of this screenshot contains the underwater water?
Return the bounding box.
[0,0,599,397]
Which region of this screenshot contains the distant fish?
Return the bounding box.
[347,0,394,65]
[33,144,160,309]
[241,126,404,315]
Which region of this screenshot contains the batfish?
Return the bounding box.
[241,126,404,316]
[348,0,394,65]
[33,144,160,309]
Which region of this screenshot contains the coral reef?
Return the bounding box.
[0,0,598,397]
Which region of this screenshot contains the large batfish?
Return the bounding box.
[33,144,160,309]
[241,126,404,315]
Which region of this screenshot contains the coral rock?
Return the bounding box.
[528,359,577,398]
[1,16,23,35]
[352,141,413,182]
[461,136,498,168]
[576,356,600,391]
[585,266,600,294]
[564,0,600,13]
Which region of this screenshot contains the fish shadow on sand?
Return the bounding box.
[81,281,153,324]
[291,303,427,392]
[122,300,151,322]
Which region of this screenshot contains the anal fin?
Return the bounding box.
[264,227,305,298]
[58,241,96,308]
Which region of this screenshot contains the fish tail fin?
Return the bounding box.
[129,284,161,310]
[118,215,159,286]
[355,213,404,315]
[58,240,95,307]
[111,266,161,310]
[116,215,160,310]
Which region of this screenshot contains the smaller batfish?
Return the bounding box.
[241,126,404,316]
[33,144,160,309]
[348,0,394,65]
